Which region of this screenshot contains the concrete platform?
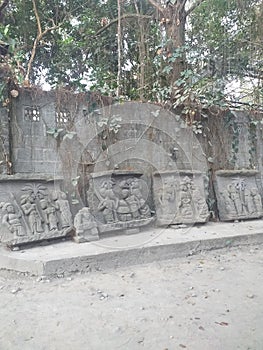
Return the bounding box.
[0,220,263,276]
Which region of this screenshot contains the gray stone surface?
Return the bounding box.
[71,102,207,175]
[0,106,10,174]
[87,170,154,233]
[73,207,99,243]
[11,89,61,175]
[231,111,251,169]
[153,170,209,225]
[214,170,263,221]
[2,92,263,252]
[0,175,72,247]
[0,220,263,276]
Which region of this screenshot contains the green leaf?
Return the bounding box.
[4,25,10,36]
[63,131,77,140]
[162,65,173,74]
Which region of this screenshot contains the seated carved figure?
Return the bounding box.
[74,207,99,242]
[1,202,26,237]
[117,187,132,221]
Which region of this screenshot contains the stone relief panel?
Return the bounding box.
[214,170,263,221]
[153,171,209,225]
[0,179,73,247]
[87,171,154,233]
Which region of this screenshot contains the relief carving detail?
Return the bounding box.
[0,184,74,247]
[220,179,263,219]
[97,177,152,225]
[154,172,209,225]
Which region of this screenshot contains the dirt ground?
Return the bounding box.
[0,243,263,350]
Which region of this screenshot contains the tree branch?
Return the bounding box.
[147,0,164,14]
[0,0,8,13]
[185,0,206,17]
[0,0,8,23]
[181,0,188,10]
[24,0,59,85]
[95,13,152,36]
[227,100,263,111]
[32,0,42,35]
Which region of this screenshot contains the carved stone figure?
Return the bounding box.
[21,195,44,234]
[98,181,118,223]
[40,196,58,231]
[130,178,151,218]
[126,195,141,219]
[250,188,263,215]
[244,188,254,214]
[221,190,236,216]
[116,184,132,221]
[158,179,176,215]
[178,181,193,218]
[192,184,209,219]
[74,207,99,243]
[53,191,73,228]
[227,184,242,215]
[1,202,26,237]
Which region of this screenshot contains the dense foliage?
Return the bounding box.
[0,0,262,113]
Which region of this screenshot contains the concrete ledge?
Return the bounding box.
[0,220,263,276]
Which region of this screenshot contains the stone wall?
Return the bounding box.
[10,89,59,175]
[0,88,263,247]
[0,105,10,174]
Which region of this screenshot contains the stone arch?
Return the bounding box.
[58,102,208,226]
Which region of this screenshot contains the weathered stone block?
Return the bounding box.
[214,170,263,221]
[0,174,73,248]
[153,170,209,226]
[87,170,155,233]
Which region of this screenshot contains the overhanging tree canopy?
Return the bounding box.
[0,0,262,113]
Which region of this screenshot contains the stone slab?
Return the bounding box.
[0,220,263,276]
[87,170,154,232]
[0,175,73,247]
[214,170,263,221]
[153,170,209,225]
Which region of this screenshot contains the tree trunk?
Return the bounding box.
[163,3,187,86]
[134,1,147,100]
[116,0,122,97]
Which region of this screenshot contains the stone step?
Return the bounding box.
[0,220,263,276]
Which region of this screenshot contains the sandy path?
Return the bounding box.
[0,244,262,350]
